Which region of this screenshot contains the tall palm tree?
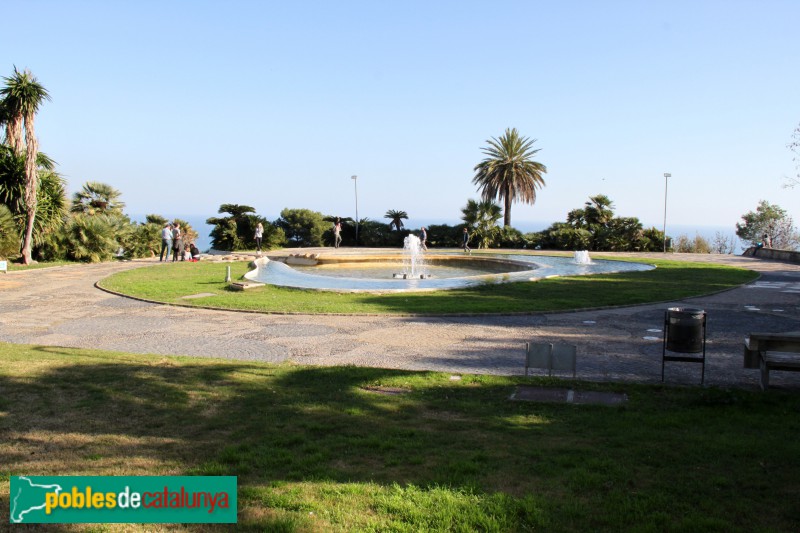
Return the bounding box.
[472,128,547,227]
[384,209,408,231]
[1,67,50,264]
[71,181,126,215]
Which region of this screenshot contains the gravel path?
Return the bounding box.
[2,252,799,390]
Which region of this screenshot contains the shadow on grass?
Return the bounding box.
[1,345,798,531]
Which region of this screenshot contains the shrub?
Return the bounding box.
[0,204,19,259]
[674,234,711,254]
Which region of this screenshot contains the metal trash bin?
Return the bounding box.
[665,307,705,353]
[662,307,707,384]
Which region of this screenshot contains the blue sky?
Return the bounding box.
[3,1,799,235]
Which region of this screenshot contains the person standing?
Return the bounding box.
[763,233,772,248]
[462,227,471,254]
[172,223,183,262]
[420,226,428,250]
[160,223,173,261]
[255,222,264,253]
[334,218,342,249]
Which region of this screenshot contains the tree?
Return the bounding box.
[472,128,547,227]
[207,204,284,251]
[565,195,618,250]
[1,67,50,264]
[711,232,737,255]
[0,146,68,255]
[207,204,257,250]
[145,214,168,226]
[461,199,502,249]
[384,209,408,231]
[735,200,800,250]
[786,122,800,189]
[275,208,327,247]
[71,181,125,215]
[536,195,662,251]
[354,218,391,247]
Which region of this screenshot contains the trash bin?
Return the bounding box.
[665,307,706,353]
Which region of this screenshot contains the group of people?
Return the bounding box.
[160,223,200,262]
[329,219,471,253]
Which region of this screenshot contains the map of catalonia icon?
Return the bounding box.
[10,476,63,523]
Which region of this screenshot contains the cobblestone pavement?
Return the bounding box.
[1,252,799,390]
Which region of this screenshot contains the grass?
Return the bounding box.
[0,343,797,531]
[3,259,75,271]
[97,256,758,315]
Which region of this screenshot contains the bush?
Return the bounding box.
[62,214,124,262]
[0,204,19,259]
[119,220,161,259]
[674,234,711,254]
[495,226,525,249]
[426,224,462,248]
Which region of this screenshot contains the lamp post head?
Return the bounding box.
[351,175,357,180]
[664,172,671,178]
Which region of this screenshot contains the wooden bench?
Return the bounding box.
[743,332,800,390]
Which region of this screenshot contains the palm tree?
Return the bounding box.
[583,195,614,226]
[384,209,408,231]
[0,146,67,251]
[71,181,126,215]
[472,128,547,227]
[1,67,50,264]
[461,199,502,249]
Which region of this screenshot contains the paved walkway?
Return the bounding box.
[1,252,799,390]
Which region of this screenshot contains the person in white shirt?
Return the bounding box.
[160,223,173,261]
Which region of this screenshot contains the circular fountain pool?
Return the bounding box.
[245,252,654,292]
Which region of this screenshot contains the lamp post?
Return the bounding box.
[351,175,359,246]
[663,172,671,253]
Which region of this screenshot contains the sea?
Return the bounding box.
[133,215,744,254]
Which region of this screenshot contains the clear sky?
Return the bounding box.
[3,0,799,235]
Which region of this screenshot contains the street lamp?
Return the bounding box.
[351,175,359,246]
[663,172,671,253]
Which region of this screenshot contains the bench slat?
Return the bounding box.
[763,351,800,367]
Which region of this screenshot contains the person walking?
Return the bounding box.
[334,218,342,249]
[160,223,173,261]
[462,227,471,254]
[254,222,264,253]
[172,223,183,262]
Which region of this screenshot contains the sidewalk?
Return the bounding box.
[1,252,798,390]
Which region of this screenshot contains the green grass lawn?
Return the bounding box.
[97,257,758,315]
[0,343,797,531]
[4,259,75,271]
